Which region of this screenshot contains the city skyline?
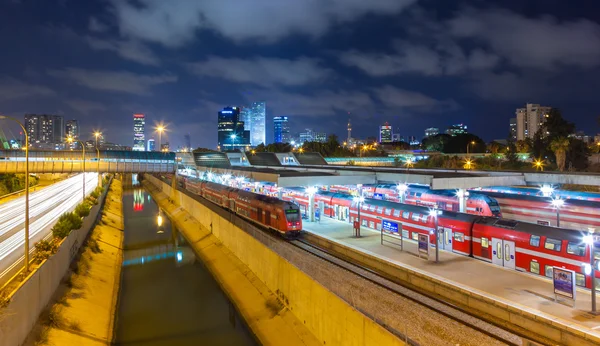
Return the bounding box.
[1,1,600,149]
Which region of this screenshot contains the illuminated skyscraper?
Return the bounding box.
[250,101,266,146]
[217,106,250,150]
[379,122,392,143]
[65,119,79,149]
[133,113,145,151]
[273,116,290,143]
[147,138,155,151]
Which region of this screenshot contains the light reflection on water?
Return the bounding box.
[115,189,257,346]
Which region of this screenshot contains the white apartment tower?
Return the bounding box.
[515,103,551,141]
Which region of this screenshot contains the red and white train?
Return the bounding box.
[359,184,502,217]
[472,187,600,231]
[183,178,302,237]
[281,189,599,289]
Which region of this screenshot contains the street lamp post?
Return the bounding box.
[156,125,165,152]
[0,115,30,272]
[67,136,86,202]
[353,196,364,237]
[584,229,597,314]
[551,197,564,227]
[429,208,442,263]
[231,134,237,151]
[467,140,475,156]
[94,132,102,187]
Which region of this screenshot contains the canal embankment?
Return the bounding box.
[143,174,404,346]
[20,178,124,346]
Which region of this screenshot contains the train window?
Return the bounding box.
[393,210,400,217]
[362,204,368,210]
[369,205,376,212]
[529,235,541,247]
[369,221,375,229]
[504,244,510,262]
[567,242,586,257]
[530,261,539,274]
[376,207,383,214]
[496,242,501,259]
[454,232,464,242]
[576,273,586,287]
[481,237,489,248]
[402,211,410,219]
[384,208,392,216]
[421,215,428,223]
[544,265,553,278]
[416,192,422,197]
[362,219,367,226]
[412,213,421,222]
[412,232,419,240]
[402,229,409,239]
[544,238,562,252]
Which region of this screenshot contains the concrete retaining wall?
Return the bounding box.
[145,175,404,346]
[0,180,111,346]
[302,231,600,346]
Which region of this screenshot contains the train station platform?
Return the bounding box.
[302,216,600,340]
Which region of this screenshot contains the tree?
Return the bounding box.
[487,141,501,154]
[515,140,531,154]
[550,137,570,172]
[567,139,590,171]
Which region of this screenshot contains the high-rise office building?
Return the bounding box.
[65,119,79,149]
[379,122,392,143]
[24,114,64,149]
[217,106,250,150]
[147,138,155,151]
[273,116,290,143]
[250,101,266,146]
[515,103,551,140]
[133,113,145,151]
[509,118,517,141]
[424,127,439,138]
[446,124,468,136]
[184,133,191,150]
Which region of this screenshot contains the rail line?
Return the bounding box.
[291,235,527,346]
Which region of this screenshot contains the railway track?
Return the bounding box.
[291,235,529,346]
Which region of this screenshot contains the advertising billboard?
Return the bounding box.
[553,267,576,300]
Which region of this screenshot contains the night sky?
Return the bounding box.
[1,0,600,149]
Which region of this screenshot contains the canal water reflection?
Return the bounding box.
[114,188,257,346]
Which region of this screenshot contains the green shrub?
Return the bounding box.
[34,240,58,262]
[75,202,91,217]
[52,212,83,239]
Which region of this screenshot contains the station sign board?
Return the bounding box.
[382,220,399,234]
[553,267,576,300]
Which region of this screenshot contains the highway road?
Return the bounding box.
[0,173,98,283]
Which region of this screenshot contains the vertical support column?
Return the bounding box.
[171,170,178,201]
[308,192,315,222]
[325,185,330,192]
[277,188,282,199]
[458,189,468,213]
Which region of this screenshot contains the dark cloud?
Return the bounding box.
[47,68,177,95]
[187,57,331,87]
[86,37,160,66]
[109,0,417,46]
[0,77,55,101]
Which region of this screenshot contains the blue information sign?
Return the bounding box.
[553,267,576,299]
[382,220,398,233]
[373,193,384,200]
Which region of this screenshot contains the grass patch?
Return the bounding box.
[68,320,82,332]
[35,326,50,346]
[46,305,66,329]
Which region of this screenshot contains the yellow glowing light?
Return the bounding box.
[463,158,474,170]
[533,158,545,171]
[94,131,102,138]
[299,148,304,154]
[157,214,163,227]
